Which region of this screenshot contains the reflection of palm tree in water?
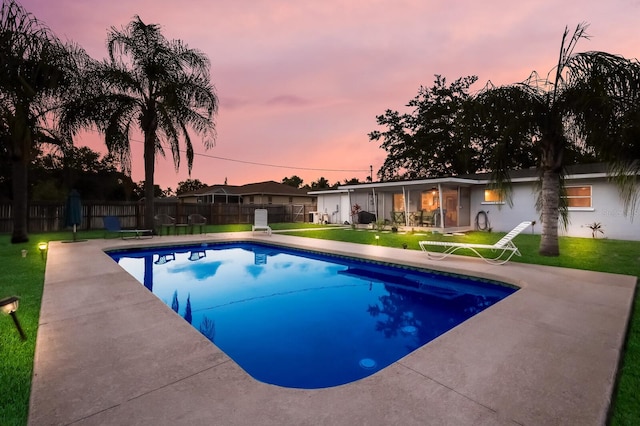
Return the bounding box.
[171,290,179,313]
[184,294,192,324]
[168,290,194,325]
[144,255,154,291]
[199,316,216,342]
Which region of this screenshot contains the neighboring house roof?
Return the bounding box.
[178,181,313,198]
[238,181,311,196]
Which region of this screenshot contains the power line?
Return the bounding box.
[127,137,369,173]
[191,150,369,173]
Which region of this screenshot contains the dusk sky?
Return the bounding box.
[20,0,640,189]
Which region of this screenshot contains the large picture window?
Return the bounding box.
[564,186,592,208]
[483,189,504,204]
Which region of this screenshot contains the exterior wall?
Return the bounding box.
[242,195,315,205]
[315,193,346,224]
[469,184,537,234]
[181,196,198,204]
[470,179,640,241]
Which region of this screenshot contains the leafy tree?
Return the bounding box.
[308,177,335,190]
[61,16,218,230]
[369,75,512,181]
[30,145,136,201]
[132,181,172,199]
[282,175,303,188]
[176,178,207,195]
[343,177,362,185]
[0,0,87,242]
[471,24,640,256]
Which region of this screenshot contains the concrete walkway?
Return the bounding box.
[29,233,636,425]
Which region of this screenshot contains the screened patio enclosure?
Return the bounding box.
[345,178,474,233]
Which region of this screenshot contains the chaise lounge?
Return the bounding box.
[252,209,272,236]
[103,215,153,239]
[419,221,532,265]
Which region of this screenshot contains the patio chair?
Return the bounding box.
[154,214,176,235]
[103,215,153,239]
[188,214,207,234]
[391,211,405,225]
[418,221,532,265]
[252,209,272,236]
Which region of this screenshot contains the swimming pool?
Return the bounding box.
[109,242,517,389]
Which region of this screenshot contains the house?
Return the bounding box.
[178,180,316,206]
[309,163,640,241]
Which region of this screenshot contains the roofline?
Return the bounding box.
[338,177,481,190]
[307,189,351,195]
[333,171,614,191]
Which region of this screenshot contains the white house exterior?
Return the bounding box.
[309,164,640,241]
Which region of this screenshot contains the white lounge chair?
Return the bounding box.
[252,209,272,236]
[419,221,532,265]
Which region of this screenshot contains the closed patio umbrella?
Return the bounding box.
[64,189,82,241]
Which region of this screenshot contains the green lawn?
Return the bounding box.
[0,225,638,425]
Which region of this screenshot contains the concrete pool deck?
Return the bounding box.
[29,232,636,425]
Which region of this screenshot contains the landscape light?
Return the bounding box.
[38,242,48,260]
[0,296,26,340]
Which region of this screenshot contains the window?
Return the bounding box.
[289,196,293,204]
[564,186,592,208]
[249,196,254,204]
[421,190,439,210]
[268,196,273,205]
[483,189,504,204]
[393,193,405,211]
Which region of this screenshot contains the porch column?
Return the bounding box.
[402,186,409,226]
[438,183,444,230]
[372,187,378,221]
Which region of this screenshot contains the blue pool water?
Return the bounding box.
[108,242,517,389]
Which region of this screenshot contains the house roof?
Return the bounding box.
[178,181,313,198]
[458,162,610,181]
[309,163,617,194]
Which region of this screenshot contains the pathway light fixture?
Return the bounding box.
[0,296,26,340]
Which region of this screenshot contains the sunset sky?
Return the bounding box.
[20,0,640,189]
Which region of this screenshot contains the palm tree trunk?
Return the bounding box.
[143,131,156,232]
[539,169,560,256]
[11,159,29,243]
[11,159,29,244]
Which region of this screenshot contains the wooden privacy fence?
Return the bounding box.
[0,201,318,234]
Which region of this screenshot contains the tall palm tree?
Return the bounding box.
[62,16,218,230]
[472,24,640,256]
[0,0,84,243]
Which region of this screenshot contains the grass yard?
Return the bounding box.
[0,225,638,425]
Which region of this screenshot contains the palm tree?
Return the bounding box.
[0,0,85,243]
[62,16,218,230]
[472,24,640,256]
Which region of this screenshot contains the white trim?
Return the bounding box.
[568,207,595,212]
